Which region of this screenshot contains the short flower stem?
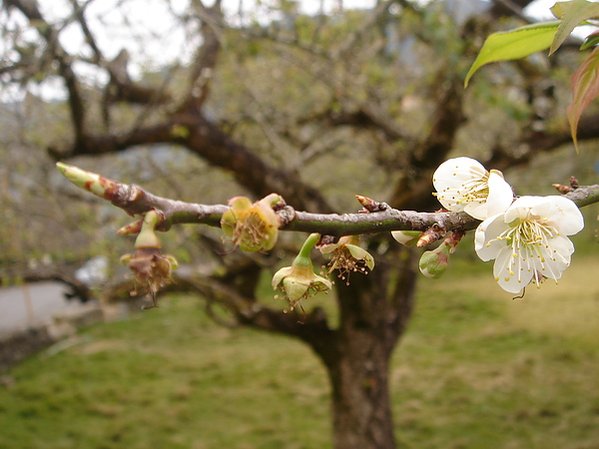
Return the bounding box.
[293,233,321,267]
[135,210,161,249]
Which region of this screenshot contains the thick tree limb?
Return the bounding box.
[54,112,333,213]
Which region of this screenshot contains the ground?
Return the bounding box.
[0,255,598,449]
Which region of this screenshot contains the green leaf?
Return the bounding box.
[549,0,599,55]
[465,21,560,87]
[567,46,599,152]
[580,30,599,50]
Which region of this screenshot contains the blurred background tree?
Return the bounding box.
[0,1,597,448]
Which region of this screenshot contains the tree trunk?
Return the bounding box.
[326,330,396,449]
[309,246,418,449]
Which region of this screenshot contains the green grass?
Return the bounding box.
[1,256,598,449]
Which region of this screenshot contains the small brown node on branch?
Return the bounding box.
[276,205,296,227]
[117,219,143,236]
[417,224,445,248]
[569,176,579,189]
[552,183,573,194]
[355,194,388,212]
[319,235,336,246]
[553,176,580,195]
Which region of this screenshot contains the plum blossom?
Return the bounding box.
[475,196,584,294]
[433,157,513,220]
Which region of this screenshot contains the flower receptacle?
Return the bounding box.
[221,195,281,252]
[272,233,331,311]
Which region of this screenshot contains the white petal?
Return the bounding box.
[463,170,512,220]
[313,274,333,290]
[318,243,338,255]
[538,235,574,280]
[272,266,293,288]
[531,196,584,236]
[391,230,420,246]
[486,170,514,216]
[475,214,507,261]
[464,201,487,220]
[433,157,487,212]
[433,157,486,186]
[493,247,533,294]
[503,196,546,224]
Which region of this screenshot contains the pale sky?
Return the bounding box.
[0,0,592,102]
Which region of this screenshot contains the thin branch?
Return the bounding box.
[6,0,88,146]
[68,0,103,63]
[56,163,599,236]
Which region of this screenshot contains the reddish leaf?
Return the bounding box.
[567,46,599,152]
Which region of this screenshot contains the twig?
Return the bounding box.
[56,163,599,237]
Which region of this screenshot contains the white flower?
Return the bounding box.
[433,157,514,220]
[475,196,584,294]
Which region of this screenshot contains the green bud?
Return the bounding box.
[56,162,118,199]
[418,243,451,279]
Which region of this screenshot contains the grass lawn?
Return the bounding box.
[0,255,598,449]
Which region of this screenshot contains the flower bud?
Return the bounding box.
[56,162,119,199]
[418,242,450,279]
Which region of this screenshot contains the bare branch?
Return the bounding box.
[6,0,87,145]
[54,111,333,213]
[56,163,599,236]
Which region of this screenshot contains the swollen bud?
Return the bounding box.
[418,242,450,279]
[56,162,119,199]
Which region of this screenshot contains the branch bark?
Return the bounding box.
[57,163,599,236]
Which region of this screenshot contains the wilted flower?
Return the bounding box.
[433,157,513,220]
[120,210,178,308]
[221,194,282,252]
[272,233,332,311]
[475,196,584,294]
[319,235,374,285]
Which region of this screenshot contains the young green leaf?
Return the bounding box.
[465,21,560,87]
[567,46,599,152]
[549,0,599,55]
